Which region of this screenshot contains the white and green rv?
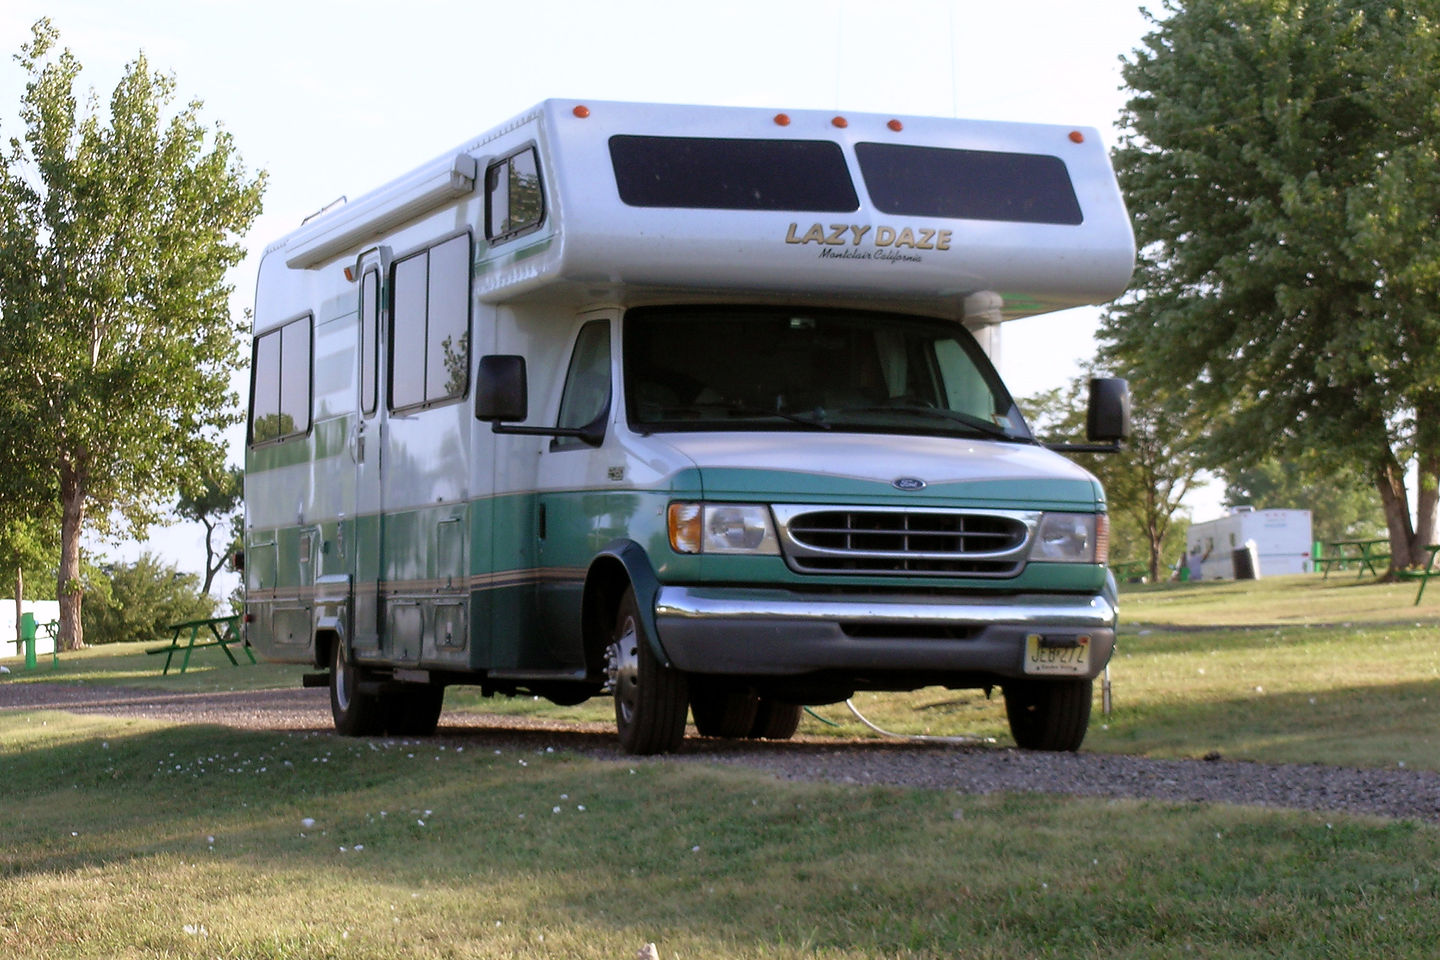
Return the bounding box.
[242,99,1135,754]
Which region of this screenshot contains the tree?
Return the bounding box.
[81,553,214,645]
[176,460,242,597]
[1104,0,1440,574]
[0,20,264,648]
[1021,375,1206,582]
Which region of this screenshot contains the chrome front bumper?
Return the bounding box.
[654,586,1116,680]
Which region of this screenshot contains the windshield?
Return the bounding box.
[623,306,1032,441]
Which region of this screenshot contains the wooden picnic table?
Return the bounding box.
[1322,538,1389,579]
[147,614,252,675]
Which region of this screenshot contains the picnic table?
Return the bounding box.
[147,614,252,675]
[1404,544,1440,606]
[1322,538,1389,579]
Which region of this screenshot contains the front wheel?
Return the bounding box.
[1002,678,1092,752]
[607,587,688,755]
[330,641,384,736]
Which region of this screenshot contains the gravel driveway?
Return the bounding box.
[5,681,1440,823]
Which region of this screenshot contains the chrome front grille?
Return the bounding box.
[772,505,1038,577]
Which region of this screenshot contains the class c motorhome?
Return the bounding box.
[243,99,1136,754]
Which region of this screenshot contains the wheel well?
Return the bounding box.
[581,557,631,676]
[314,628,339,671]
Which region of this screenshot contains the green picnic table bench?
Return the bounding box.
[146,614,252,675]
[1400,544,1440,607]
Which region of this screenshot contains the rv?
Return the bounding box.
[242,100,1135,754]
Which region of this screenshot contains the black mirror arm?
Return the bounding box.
[1044,440,1125,454]
[489,421,605,447]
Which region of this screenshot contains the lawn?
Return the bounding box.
[3,574,1440,957]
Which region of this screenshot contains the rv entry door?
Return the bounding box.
[351,248,390,655]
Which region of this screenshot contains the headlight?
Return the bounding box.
[668,502,780,555]
[1029,512,1107,564]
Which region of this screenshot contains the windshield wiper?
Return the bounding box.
[719,402,832,430]
[839,405,1029,441]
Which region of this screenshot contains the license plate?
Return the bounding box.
[1023,633,1091,676]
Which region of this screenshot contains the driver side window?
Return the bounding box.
[554,320,611,450]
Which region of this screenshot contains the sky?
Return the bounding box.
[0,0,1221,591]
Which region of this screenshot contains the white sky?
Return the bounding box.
[0,0,1222,588]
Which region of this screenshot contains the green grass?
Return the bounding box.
[4,712,1440,959]
[7,576,1440,956]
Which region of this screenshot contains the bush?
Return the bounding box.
[82,553,215,644]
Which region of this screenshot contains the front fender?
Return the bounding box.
[587,539,670,667]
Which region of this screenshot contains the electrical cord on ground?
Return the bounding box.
[839,698,997,745]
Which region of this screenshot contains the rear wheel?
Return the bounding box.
[330,641,384,736]
[690,683,759,739]
[608,587,688,755]
[749,698,803,740]
[1002,678,1092,751]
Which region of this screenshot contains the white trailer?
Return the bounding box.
[1186,508,1313,579]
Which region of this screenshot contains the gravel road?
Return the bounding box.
[5,681,1440,823]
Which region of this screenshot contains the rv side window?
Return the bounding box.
[553,321,611,450]
[389,233,472,411]
[360,269,379,416]
[609,136,858,212]
[249,315,312,444]
[486,147,544,243]
[854,142,1083,225]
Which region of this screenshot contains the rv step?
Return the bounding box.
[301,672,329,688]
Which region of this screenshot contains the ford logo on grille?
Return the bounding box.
[892,477,927,491]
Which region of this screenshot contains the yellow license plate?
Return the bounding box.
[1023,633,1091,676]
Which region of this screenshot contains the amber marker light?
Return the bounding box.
[343,265,356,282]
[573,105,591,118]
[1068,130,1085,143]
[832,116,849,128]
[668,503,703,554]
[887,119,903,132]
[774,113,791,126]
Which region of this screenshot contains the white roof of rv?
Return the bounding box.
[270,99,1135,322]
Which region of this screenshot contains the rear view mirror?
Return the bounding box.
[1044,377,1130,454]
[1086,378,1130,443]
[476,355,528,422]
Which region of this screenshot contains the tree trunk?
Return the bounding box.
[1375,455,1417,573]
[57,467,86,651]
[1413,404,1439,565]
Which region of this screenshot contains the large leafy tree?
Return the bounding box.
[1104,0,1440,573]
[0,21,264,648]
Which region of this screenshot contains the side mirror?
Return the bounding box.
[476,355,528,422]
[1086,378,1130,443]
[476,354,606,447]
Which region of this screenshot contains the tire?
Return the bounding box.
[330,640,384,736]
[387,686,444,737]
[1002,678,1093,752]
[749,699,803,740]
[608,587,688,755]
[690,683,759,739]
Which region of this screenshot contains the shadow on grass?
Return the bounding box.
[8,715,1440,960]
